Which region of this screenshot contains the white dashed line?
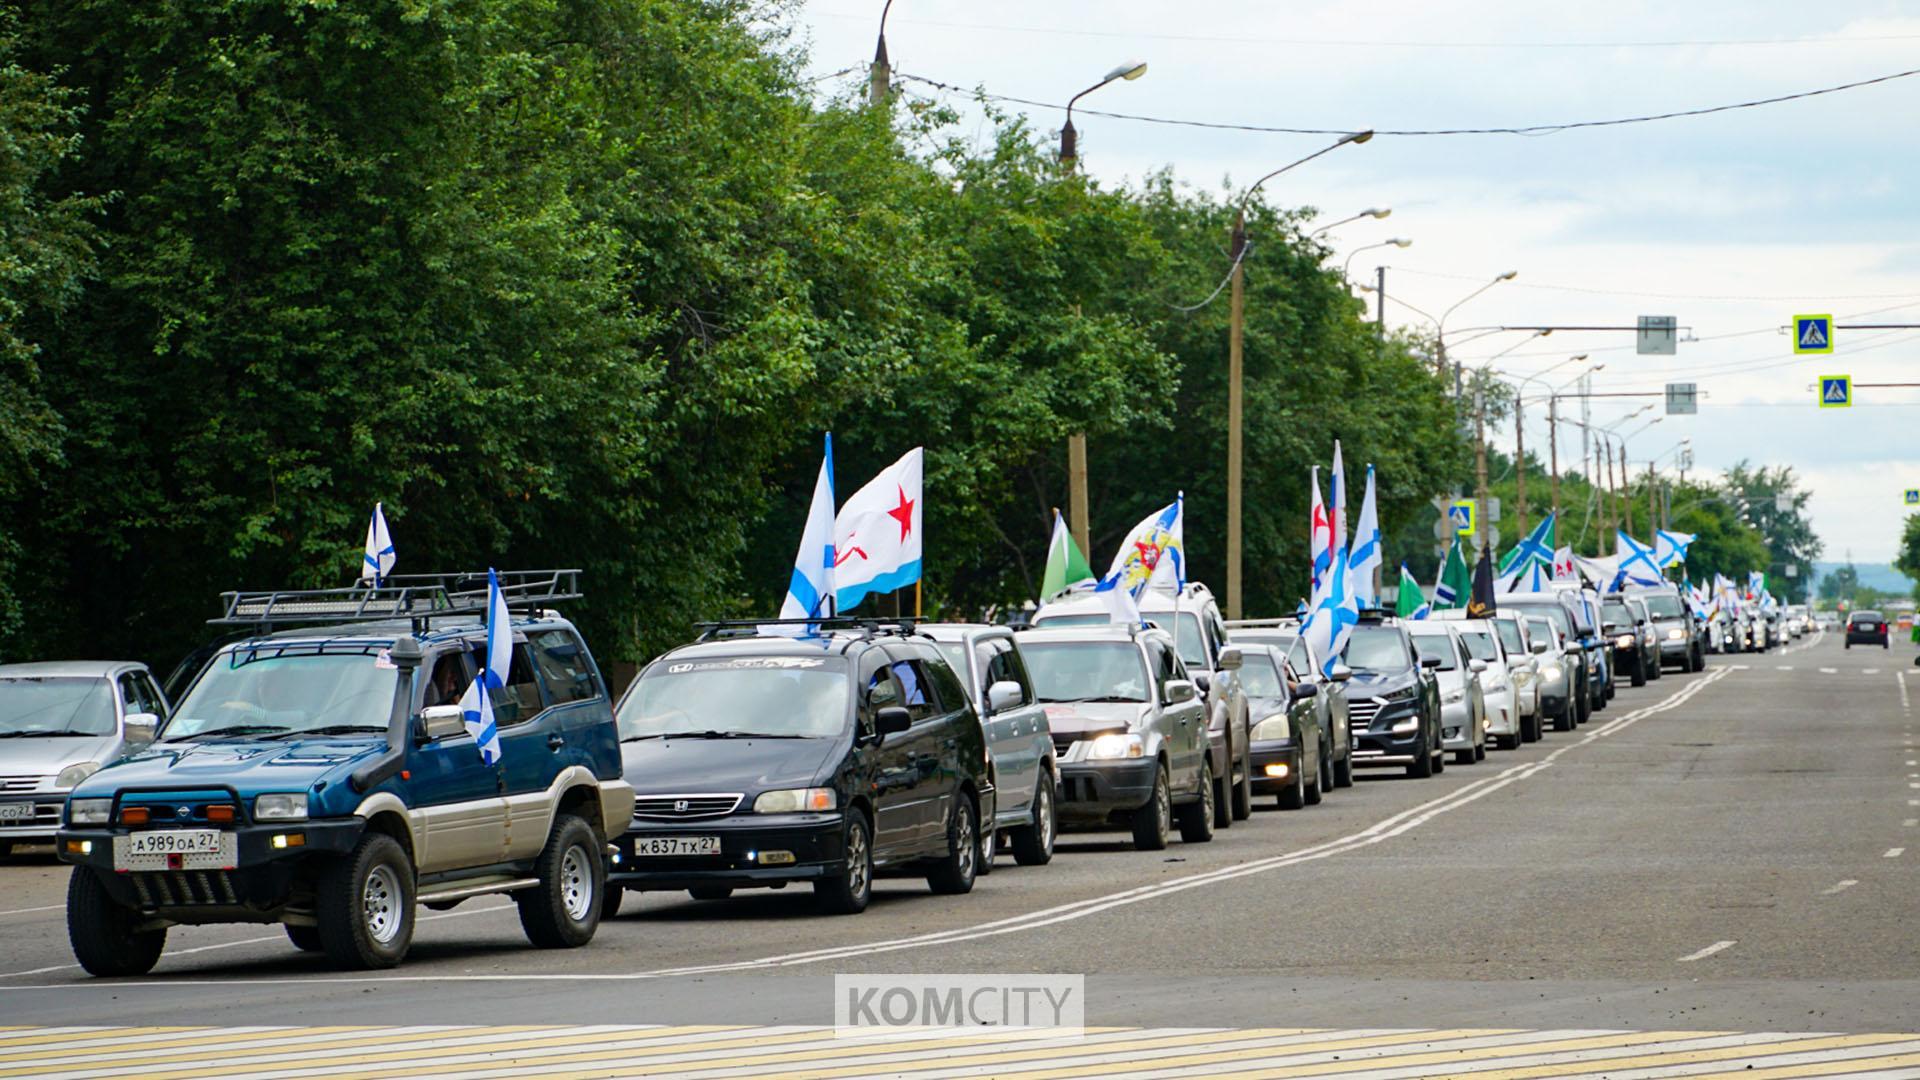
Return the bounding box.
[1887,848,1906,858]
[1678,940,1737,962]
[1819,667,1838,674]
[1904,819,1917,827]
[1776,665,1794,671]
[0,905,63,919]
[1865,668,1883,675]
[1822,880,1859,895]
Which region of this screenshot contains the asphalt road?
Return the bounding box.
[4,627,1917,1046]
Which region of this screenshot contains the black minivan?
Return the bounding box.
[605,621,990,915]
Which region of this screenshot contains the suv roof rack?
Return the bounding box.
[1223,617,1301,629]
[692,616,923,643]
[212,570,583,633]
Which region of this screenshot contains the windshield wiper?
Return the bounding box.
[1071,696,1145,704]
[271,725,387,739]
[0,729,91,738]
[178,724,289,740]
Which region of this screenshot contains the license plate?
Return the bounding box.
[0,802,33,822]
[632,836,721,857]
[114,830,236,871]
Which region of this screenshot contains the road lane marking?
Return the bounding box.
[1904,819,1917,827]
[1867,668,1883,674]
[1819,667,1838,674]
[0,905,62,919]
[1888,848,1906,858]
[1777,665,1794,671]
[1822,880,1858,895]
[1677,940,1737,962]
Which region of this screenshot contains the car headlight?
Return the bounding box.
[1512,669,1532,684]
[253,793,309,821]
[68,798,112,826]
[1615,634,1636,649]
[1539,663,1562,680]
[1252,714,1291,740]
[753,788,837,813]
[54,761,100,790]
[1088,733,1145,759]
[1442,689,1464,705]
[1666,627,1685,640]
[1381,685,1419,703]
[1389,719,1418,735]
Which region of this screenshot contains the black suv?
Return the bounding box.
[607,619,990,915]
[1846,610,1888,649]
[1340,618,1446,779]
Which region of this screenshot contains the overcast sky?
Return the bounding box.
[789,1,1920,562]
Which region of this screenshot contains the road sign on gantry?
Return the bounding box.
[1794,314,1833,354]
[1819,375,1851,408]
[1905,489,1919,506]
[1665,382,1697,414]
[1637,315,1677,356]
[1448,500,1475,536]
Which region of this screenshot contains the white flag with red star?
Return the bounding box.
[833,447,923,613]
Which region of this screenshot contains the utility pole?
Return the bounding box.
[1619,443,1632,535]
[1515,395,1527,538]
[1597,443,1611,541]
[868,0,894,108]
[1548,396,1561,521]
[1375,266,1386,337]
[1474,383,1490,556]
[1069,435,1089,561]
[1647,459,1656,530]
[1225,214,1247,619]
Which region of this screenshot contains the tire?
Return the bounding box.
[1629,657,1647,688]
[1210,766,1231,831]
[1474,740,1486,761]
[1333,746,1354,788]
[1278,751,1307,809]
[1649,656,1663,681]
[1692,646,1705,672]
[1553,700,1574,733]
[1304,747,1324,806]
[688,885,734,901]
[1230,749,1254,821]
[67,869,166,977]
[976,822,994,878]
[285,924,323,952]
[1176,758,1216,843]
[315,831,414,970]
[1318,738,1334,796]
[814,808,873,914]
[1405,730,1434,779]
[1432,725,1445,773]
[1130,763,1172,851]
[1495,732,1521,751]
[516,814,603,949]
[0,840,12,859]
[1010,776,1056,866]
[1454,748,1475,766]
[601,885,624,922]
[1522,708,1541,742]
[926,796,978,895]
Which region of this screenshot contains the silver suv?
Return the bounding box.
[0,662,169,856]
[1016,625,1216,851]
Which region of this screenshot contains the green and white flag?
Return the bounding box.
[1040,508,1094,600]
[1395,564,1431,620]
[1433,538,1470,610]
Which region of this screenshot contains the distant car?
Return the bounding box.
[1602,595,1651,687]
[1435,615,1521,750]
[1525,616,1577,732]
[1629,585,1704,673]
[922,623,1059,870]
[1018,624,1217,850]
[0,662,170,858]
[610,620,989,914]
[1846,610,1889,649]
[1340,618,1446,778]
[1224,620,1354,790]
[1405,622,1486,766]
[1234,644,1327,809]
[1505,592,1591,727]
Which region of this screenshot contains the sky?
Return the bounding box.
[787,0,1920,562]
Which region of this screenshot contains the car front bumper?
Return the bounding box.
[0,793,66,843]
[1248,740,1302,794]
[56,817,368,920]
[1351,703,1426,765]
[608,813,847,891]
[1439,699,1475,750]
[1058,757,1160,824]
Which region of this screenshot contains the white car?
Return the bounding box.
[1435,613,1525,750]
[1404,621,1487,765]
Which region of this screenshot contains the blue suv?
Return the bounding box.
[56,571,634,974]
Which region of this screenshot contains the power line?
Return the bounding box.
[1388,267,1920,303]
[896,64,1920,137]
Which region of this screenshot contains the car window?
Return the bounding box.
[0,676,118,736]
[1509,602,1572,638]
[527,629,601,705]
[1342,626,1413,672]
[1493,618,1524,654]
[885,659,936,723]
[1020,641,1151,703]
[1641,593,1685,618]
[1287,638,1312,674]
[1236,653,1287,698]
[623,656,850,739]
[137,672,169,717]
[1409,632,1458,671]
[166,651,395,739]
[489,651,545,727]
[997,640,1036,703]
[1149,638,1182,698]
[981,640,1030,707]
[1168,612,1208,668]
[1460,630,1499,662]
[118,671,161,717]
[1602,601,1633,626]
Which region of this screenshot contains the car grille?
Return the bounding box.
[129,870,240,907]
[0,801,62,830]
[1348,699,1384,728]
[1052,737,1076,756]
[0,776,41,794]
[633,794,742,820]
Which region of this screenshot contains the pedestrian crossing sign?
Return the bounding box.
[1905,489,1919,506]
[1819,375,1850,408]
[1794,314,1833,354]
[1448,499,1475,536]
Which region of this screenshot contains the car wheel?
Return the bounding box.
[285,924,323,952]
[1333,744,1354,788]
[67,869,167,977]
[601,885,624,922]
[1432,722,1446,773]
[1495,732,1520,751]
[1629,657,1647,688]
[1318,737,1334,795]
[517,814,603,950]
[1405,730,1434,779]
[1304,748,1324,806]
[316,831,415,970]
[926,796,978,895]
[976,823,995,877]
[1454,747,1475,766]
[1176,758,1216,843]
[1131,763,1172,851]
[1010,776,1056,866]
[688,885,734,901]
[1230,748,1254,821]
[815,808,873,914]
[1278,750,1307,809]
[1211,765,1232,831]
[1649,657,1663,680]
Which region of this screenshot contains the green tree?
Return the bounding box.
[1894,514,1920,602]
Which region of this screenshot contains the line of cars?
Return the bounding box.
[1,570,1710,978]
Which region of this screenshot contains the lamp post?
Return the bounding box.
[1222,129,1374,619]
[1311,207,1391,239]
[1057,59,1147,560]
[1438,271,1519,384]
[1537,363,1600,520]
[869,0,897,107]
[1503,353,1591,536]
[1618,416,1664,535]
[1341,238,1411,278]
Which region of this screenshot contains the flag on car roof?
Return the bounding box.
[1395,563,1431,621]
[1330,440,1348,555]
[1349,465,1383,608]
[1614,530,1666,588]
[360,503,395,586]
[1106,495,1185,598]
[458,568,510,766]
[1552,545,1578,583]
[1433,538,1469,610]
[1309,468,1333,598]
[1654,529,1695,569]
[1466,545,1498,618]
[1040,508,1095,602]
[779,434,837,622]
[1303,545,1359,677]
[1496,513,1556,593]
[834,446,923,613]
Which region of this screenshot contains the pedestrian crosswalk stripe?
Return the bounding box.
[4,1026,1920,1079]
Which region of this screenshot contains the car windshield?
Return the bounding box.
[1236,653,1288,698]
[1408,632,1458,671]
[166,651,396,739]
[1164,612,1207,667]
[1603,601,1633,626]
[1494,619,1524,653]
[1509,602,1572,637]
[1641,594,1685,618]
[621,657,849,738]
[1020,641,1150,703]
[0,677,117,737]
[1459,630,1499,663]
[1342,626,1412,673]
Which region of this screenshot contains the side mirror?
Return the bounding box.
[1329,663,1353,682]
[875,706,913,737]
[419,704,466,742]
[1192,672,1212,695]
[1216,646,1244,671]
[1469,658,1488,674]
[1531,641,1549,655]
[1292,681,1319,699]
[985,680,1023,716]
[122,712,159,747]
[1420,656,1442,670]
[1162,679,1197,705]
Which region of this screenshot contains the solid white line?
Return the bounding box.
[1887,848,1906,858]
[0,904,64,918]
[1903,670,1913,711]
[1822,880,1858,895]
[1677,940,1737,962]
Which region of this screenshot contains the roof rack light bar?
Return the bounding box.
[211,569,582,628]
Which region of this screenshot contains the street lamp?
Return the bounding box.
[1499,351,1593,532]
[1059,58,1147,560]
[1221,129,1374,619]
[1311,207,1391,239]
[1341,238,1411,278]
[868,0,899,107]
[1058,59,1149,166]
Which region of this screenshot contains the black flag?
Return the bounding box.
[1466,545,1498,619]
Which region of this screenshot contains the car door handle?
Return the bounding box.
[547,733,566,750]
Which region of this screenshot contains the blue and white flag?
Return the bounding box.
[458,568,510,766]
[1613,531,1666,589]
[1106,495,1185,599]
[1329,441,1348,555]
[779,434,837,621]
[1349,465,1383,608]
[1309,469,1332,598]
[1496,514,1557,593]
[1303,546,1360,677]
[361,503,395,586]
[1653,529,1695,569]
[1093,566,1144,627]
[1747,570,1766,600]
[834,446,923,613]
